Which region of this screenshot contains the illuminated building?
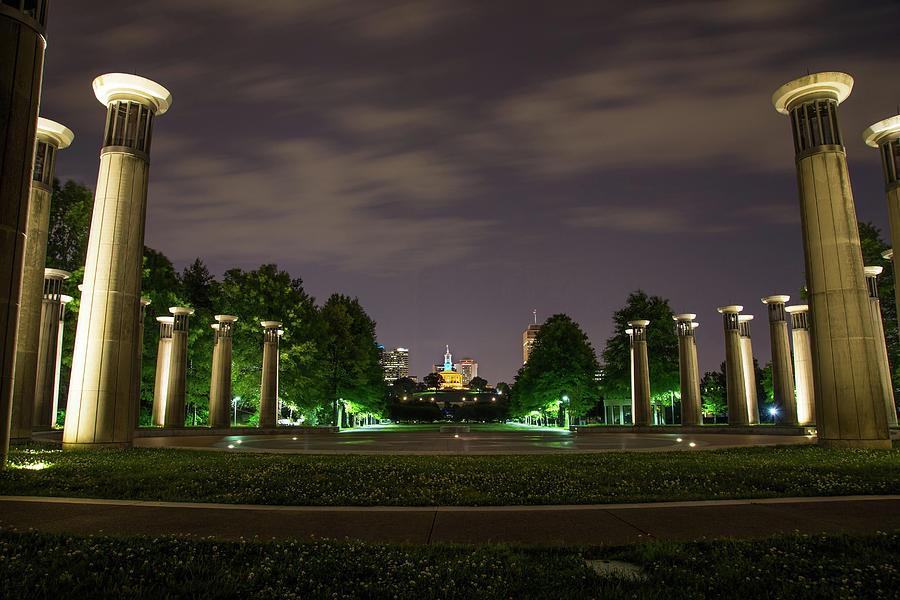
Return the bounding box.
[437,346,463,389]
[457,358,477,385]
[382,347,410,382]
[522,310,541,364]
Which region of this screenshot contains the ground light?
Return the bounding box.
[689,442,697,448]
[676,438,683,442]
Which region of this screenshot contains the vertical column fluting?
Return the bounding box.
[864,116,900,336]
[64,74,172,449]
[208,315,237,428]
[50,294,72,426]
[773,72,889,447]
[674,314,702,426]
[786,305,816,426]
[12,120,73,440]
[738,315,759,425]
[259,321,282,428]
[864,267,897,427]
[131,297,150,428]
[164,307,193,428]
[151,317,173,427]
[0,1,50,467]
[717,306,748,426]
[627,320,651,427]
[762,295,797,425]
[30,269,70,431]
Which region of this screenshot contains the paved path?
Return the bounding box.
[2,496,897,545]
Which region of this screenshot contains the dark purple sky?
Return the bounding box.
[41,0,900,383]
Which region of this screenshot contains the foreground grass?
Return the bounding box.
[1,529,897,599]
[2,444,899,506]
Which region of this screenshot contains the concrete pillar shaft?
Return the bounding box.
[163,308,192,428]
[31,271,69,430]
[49,295,71,428]
[738,317,759,425]
[151,317,173,427]
[763,296,797,425]
[774,72,890,447]
[628,320,651,427]
[718,307,748,426]
[259,321,282,429]
[787,306,815,425]
[131,297,150,428]
[64,74,171,448]
[674,315,702,426]
[209,315,237,428]
[864,268,898,427]
[0,3,48,466]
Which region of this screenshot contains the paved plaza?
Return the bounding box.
[131,424,816,454]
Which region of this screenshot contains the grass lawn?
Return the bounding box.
[2,444,898,506]
[347,422,564,433]
[1,529,897,599]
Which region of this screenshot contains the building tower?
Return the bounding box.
[1,0,51,466]
[458,358,478,386]
[11,119,73,441]
[64,74,172,449]
[863,115,900,324]
[773,72,890,447]
[522,310,541,364]
[382,347,410,382]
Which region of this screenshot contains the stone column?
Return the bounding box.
[209,315,237,428]
[627,320,651,427]
[50,294,72,426]
[11,120,73,440]
[864,267,898,427]
[64,74,172,449]
[717,306,748,426]
[773,72,889,447]
[0,0,50,467]
[864,116,900,334]
[151,317,174,427]
[625,327,634,424]
[163,307,192,428]
[674,314,702,426]
[738,315,759,425]
[30,269,70,431]
[762,295,797,425]
[132,297,150,428]
[259,321,282,428]
[786,305,816,426]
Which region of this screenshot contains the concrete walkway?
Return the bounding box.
[2,495,898,545]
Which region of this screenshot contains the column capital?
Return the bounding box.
[883,248,894,261]
[624,328,633,336]
[863,114,900,147]
[93,73,172,114]
[169,306,195,316]
[738,314,754,323]
[140,297,152,307]
[673,313,696,322]
[43,268,70,281]
[716,305,743,314]
[156,316,174,324]
[761,294,790,305]
[60,295,74,305]
[260,320,283,329]
[864,265,884,278]
[36,117,74,149]
[215,314,239,323]
[772,71,853,114]
[785,304,809,314]
[626,319,650,328]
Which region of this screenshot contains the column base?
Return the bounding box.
[10,436,32,444]
[817,438,893,449]
[62,441,132,450]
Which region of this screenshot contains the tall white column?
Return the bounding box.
[773,72,889,447]
[208,315,237,428]
[259,321,282,428]
[164,307,193,428]
[151,317,173,427]
[737,315,759,425]
[762,295,797,425]
[625,327,634,424]
[11,120,73,441]
[717,305,748,426]
[628,320,651,427]
[864,266,897,427]
[64,74,172,449]
[786,305,815,426]
[31,269,70,431]
[1,0,50,467]
[132,297,150,428]
[50,294,72,427]
[674,314,702,426]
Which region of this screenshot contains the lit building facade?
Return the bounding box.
[522,311,542,364]
[382,347,410,382]
[457,358,477,385]
[436,345,464,389]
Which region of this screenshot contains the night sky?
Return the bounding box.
[40,0,900,383]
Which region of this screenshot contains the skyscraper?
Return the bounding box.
[382,347,410,382]
[522,310,541,364]
[457,358,478,385]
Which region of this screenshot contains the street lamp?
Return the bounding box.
[769,406,778,424]
[232,396,241,426]
[562,395,570,428]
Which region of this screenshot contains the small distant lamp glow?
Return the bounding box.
[676,437,683,442]
[462,397,466,401]
[492,397,496,402]
[562,395,569,402]
[227,444,235,449]
[769,407,778,421]
[688,442,696,448]
[236,439,242,444]
[454,434,459,438]
[292,437,297,441]
[402,396,407,401]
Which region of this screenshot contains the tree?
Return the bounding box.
[389,377,417,400]
[468,376,488,392]
[700,368,727,423]
[180,259,218,425]
[46,179,92,272]
[599,290,680,421]
[317,294,386,424]
[511,313,600,419]
[422,372,441,389]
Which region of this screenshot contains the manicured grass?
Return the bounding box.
[1,529,897,599]
[2,444,899,506]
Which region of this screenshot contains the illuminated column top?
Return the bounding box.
[92,73,172,157]
[785,304,810,330]
[673,313,696,336]
[93,73,172,113]
[717,305,743,328]
[883,249,894,261]
[863,115,900,189]
[215,314,238,336]
[864,266,883,299]
[627,320,649,340]
[773,72,852,155]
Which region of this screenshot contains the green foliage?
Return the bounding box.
[700,368,727,419]
[599,290,680,403]
[468,376,488,391]
[422,372,441,389]
[46,179,92,272]
[511,314,600,417]
[388,377,418,400]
